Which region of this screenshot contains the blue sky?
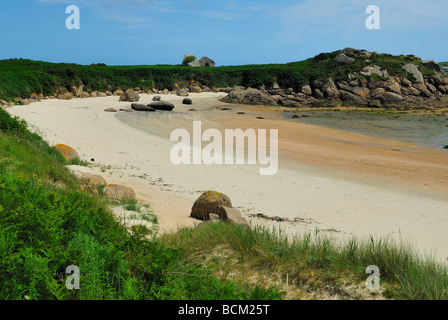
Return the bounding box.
[0,0,447,66]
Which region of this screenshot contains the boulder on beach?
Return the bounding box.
[176,88,189,97]
[57,92,74,100]
[189,85,202,93]
[131,103,156,112]
[148,101,175,111]
[69,85,83,98]
[190,190,233,221]
[216,206,248,225]
[74,171,107,186]
[119,89,140,102]
[153,95,161,101]
[182,98,192,105]
[54,144,79,161]
[104,184,136,200]
[114,89,124,96]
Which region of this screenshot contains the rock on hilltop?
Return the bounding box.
[182,54,215,67]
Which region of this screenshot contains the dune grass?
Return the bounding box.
[160,222,448,300]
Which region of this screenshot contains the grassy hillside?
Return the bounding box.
[0,50,438,102]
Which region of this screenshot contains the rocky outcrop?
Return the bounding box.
[360,66,389,78]
[217,49,448,108]
[422,60,443,73]
[335,53,355,64]
[402,64,424,83]
[220,88,277,106]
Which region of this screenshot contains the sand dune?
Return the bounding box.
[8,92,448,263]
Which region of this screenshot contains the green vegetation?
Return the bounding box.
[161,223,448,300]
[0,49,438,102]
[0,108,282,300]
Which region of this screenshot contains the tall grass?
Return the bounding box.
[161,222,448,300]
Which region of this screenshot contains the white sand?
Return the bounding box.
[8,93,448,263]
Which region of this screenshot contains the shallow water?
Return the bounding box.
[283,110,448,150]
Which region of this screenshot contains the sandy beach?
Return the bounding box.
[8,92,448,263]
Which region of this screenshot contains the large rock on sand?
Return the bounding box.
[183,98,193,105]
[148,101,175,111]
[73,171,107,186]
[216,206,248,225]
[54,144,79,161]
[57,92,74,100]
[119,89,140,102]
[176,88,189,97]
[191,190,233,221]
[104,184,136,200]
[131,103,156,112]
